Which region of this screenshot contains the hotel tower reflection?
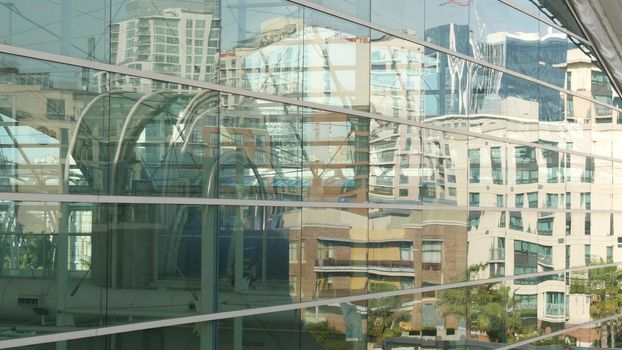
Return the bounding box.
[0,0,622,349]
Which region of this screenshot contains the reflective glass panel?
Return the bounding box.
[218,205,301,311]
[0,53,105,194]
[0,1,109,61]
[301,207,368,299]
[302,110,369,203]
[111,0,220,82]
[303,9,370,111]
[220,0,303,96]
[218,97,302,201]
[371,0,424,39]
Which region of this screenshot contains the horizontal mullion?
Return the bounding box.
[0,262,618,349]
[0,192,618,214]
[0,46,620,164]
[286,0,620,114]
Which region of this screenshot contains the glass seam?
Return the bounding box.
[0,43,619,164]
[0,5,615,113]
[0,262,618,349]
[285,0,618,112]
[497,0,590,44]
[0,192,619,214]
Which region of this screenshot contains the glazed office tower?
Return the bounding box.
[0,0,622,349]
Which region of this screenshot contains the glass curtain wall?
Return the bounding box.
[0,0,621,349]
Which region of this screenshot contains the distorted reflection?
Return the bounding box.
[1,0,622,349]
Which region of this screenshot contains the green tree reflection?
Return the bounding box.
[307,321,350,350]
[439,264,522,343]
[572,262,622,348]
[367,285,410,346]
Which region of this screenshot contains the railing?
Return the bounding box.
[370,186,393,196]
[315,258,414,269]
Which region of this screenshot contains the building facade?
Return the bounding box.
[0,0,621,349]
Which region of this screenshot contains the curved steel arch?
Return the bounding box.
[64,91,143,192]
[110,91,196,194]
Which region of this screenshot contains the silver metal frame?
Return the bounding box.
[285,0,618,111]
[0,22,621,164]
[0,192,618,214]
[0,45,619,164]
[498,0,591,45]
[0,262,618,349]
[0,0,620,348]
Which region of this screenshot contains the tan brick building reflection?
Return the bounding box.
[284,207,467,337]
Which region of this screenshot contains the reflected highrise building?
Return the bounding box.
[98,2,220,91]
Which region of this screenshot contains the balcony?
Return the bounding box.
[370,186,393,196]
[314,258,415,275]
[316,258,414,268]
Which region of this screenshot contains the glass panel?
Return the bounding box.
[0,1,109,61]
[303,304,368,349]
[302,110,368,203]
[370,208,470,289]
[0,201,105,332]
[108,203,218,324]
[303,9,370,111]
[307,0,370,20]
[424,0,470,56]
[111,89,216,197]
[0,202,308,332]
[370,34,474,128]
[219,310,303,349]
[302,207,368,299]
[422,52,469,127]
[369,121,467,205]
[218,97,302,201]
[370,32,426,121]
[511,145,540,188]
[217,206,301,310]
[111,0,220,82]
[0,52,105,194]
[220,0,303,96]
[593,158,612,210]
[371,0,424,38]
[470,210,508,278]
[468,138,508,207]
[471,0,512,69]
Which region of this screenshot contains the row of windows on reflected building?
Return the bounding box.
[1,0,622,349]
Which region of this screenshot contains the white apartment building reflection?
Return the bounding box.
[97,3,220,92]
